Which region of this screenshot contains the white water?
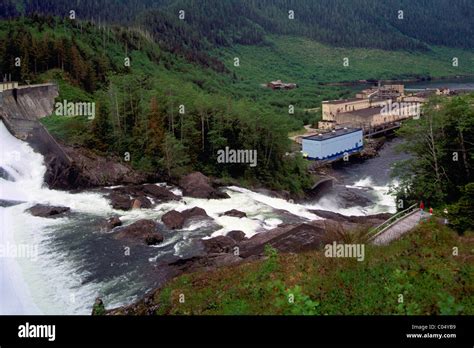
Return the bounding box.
[0,121,113,314]
[305,176,398,216]
[0,120,396,314]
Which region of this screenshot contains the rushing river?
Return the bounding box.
[0,120,405,315]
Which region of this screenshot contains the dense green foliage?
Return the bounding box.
[1,5,473,194]
[0,18,314,193]
[3,0,473,50]
[446,183,474,234]
[393,93,474,208]
[115,221,473,315]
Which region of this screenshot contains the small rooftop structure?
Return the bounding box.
[341,107,383,118]
[322,98,363,105]
[267,80,297,90]
[304,127,362,141]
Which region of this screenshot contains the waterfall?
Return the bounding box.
[0,120,113,314]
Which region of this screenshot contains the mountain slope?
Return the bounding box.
[3,0,474,50]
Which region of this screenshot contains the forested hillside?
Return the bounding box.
[0,17,313,193]
[2,0,474,51]
[1,1,473,194]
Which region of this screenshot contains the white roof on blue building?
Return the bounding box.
[303,128,362,141]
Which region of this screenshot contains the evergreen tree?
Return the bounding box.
[90,100,111,152]
[146,96,166,158]
[160,133,190,178]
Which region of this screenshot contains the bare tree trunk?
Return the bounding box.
[201,113,205,150]
[459,128,470,179]
[427,115,441,184]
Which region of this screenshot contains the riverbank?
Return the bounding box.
[106,208,393,315]
[107,220,473,315]
[319,74,474,87]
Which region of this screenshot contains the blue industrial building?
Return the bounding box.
[302,128,363,160]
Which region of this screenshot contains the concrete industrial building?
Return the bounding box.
[302,128,363,160]
[296,83,427,161]
[355,84,404,99]
[331,102,421,130]
[318,97,388,130]
[318,83,422,132]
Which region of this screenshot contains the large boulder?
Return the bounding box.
[26,204,70,217]
[131,196,152,209]
[226,230,247,242]
[113,219,163,245]
[202,236,236,254]
[142,184,180,201]
[162,210,185,230]
[181,207,208,220]
[107,192,132,210]
[162,207,210,230]
[107,185,179,210]
[238,223,326,258]
[179,172,229,199]
[221,209,247,218]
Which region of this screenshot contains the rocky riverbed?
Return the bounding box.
[2,116,404,315]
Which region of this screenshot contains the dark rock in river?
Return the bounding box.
[212,191,231,199]
[181,207,208,220]
[202,236,236,254]
[162,207,210,230]
[227,230,247,241]
[132,196,152,209]
[221,209,247,218]
[0,167,15,181]
[113,219,163,245]
[112,184,179,203]
[142,184,180,201]
[108,216,122,228]
[26,204,70,217]
[162,210,185,230]
[99,216,123,232]
[106,184,179,210]
[107,192,132,210]
[179,172,229,199]
[0,199,24,207]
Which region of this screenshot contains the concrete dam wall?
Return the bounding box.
[0,83,81,188]
[0,83,149,189]
[0,84,59,137]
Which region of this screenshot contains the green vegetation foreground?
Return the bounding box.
[112,221,473,315]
